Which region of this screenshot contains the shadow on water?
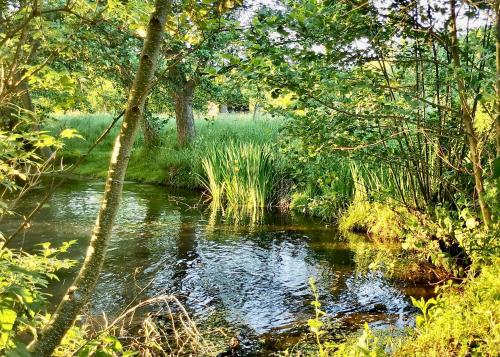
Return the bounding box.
[4,179,435,354]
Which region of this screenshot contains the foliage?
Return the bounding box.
[0,243,76,352]
[333,323,388,357]
[296,262,499,356]
[291,277,390,357]
[0,110,80,354]
[402,204,500,277]
[245,0,497,226]
[1,0,499,354]
[201,140,275,211]
[306,277,335,357]
[340,196,499,277]
[395,262,500,356]
[339,201,409,243]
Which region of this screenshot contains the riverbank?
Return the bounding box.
[49,113,498,280]
[48,112,282,188]
[46,113,499,356]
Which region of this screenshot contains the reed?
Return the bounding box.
[349,161,419,206]
[200,141,275,211]
[46,113,282,188]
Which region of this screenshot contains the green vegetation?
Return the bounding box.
[48,113,281,188]
[0,121,79,354]
[201,140,275,209]
[1,0,499,355]
[296,260,500,357]
[0,243,75,352]
[396,261,500,356]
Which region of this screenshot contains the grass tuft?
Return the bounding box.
[200,140,275,210]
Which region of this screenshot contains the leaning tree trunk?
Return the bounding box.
[496,1,500,157]
[174,80,196,146]
[450,0,492,228]
[29,1,171,355]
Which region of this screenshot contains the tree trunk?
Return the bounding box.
[17,75,54,159]
[142,114,159,147]
[252,102,260,120]
[142,100,160,147]
[174,80,196,146]
[450,0,492,228]
[220,103,228,113]
[2,37,53,158]
[496,1,500,157]
[29,1,171,355]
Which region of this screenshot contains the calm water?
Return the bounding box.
[4,179,432,353]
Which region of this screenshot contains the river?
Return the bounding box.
[4,179,434,354]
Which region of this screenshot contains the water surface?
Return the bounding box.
[4,180,432,353]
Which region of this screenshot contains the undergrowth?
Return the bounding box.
[290,260,499,357]
[47,112,281,189]
[394,260,500,356]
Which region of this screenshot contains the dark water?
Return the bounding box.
[4,180,433,353]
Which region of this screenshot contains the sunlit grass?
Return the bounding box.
[200,141,275,210]
[47,112,282,188]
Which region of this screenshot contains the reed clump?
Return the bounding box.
[201,141,275,211]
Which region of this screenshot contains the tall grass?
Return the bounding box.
[200,141,275,211]
[349,161,419,206]
[46,112,282,188]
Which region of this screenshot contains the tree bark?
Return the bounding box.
[142,113,159,147]
[174,79,196,146]
[450,0,492,228]
[496,1,500,157]
[252,102,259,120]
[29,1,171,355]
[17,74,54,159]
[142,100,160,147]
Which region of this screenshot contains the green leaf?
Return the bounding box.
[0,308,17,332]
[5,342,31,357]
[0,308,17,348]
[493,157,500,179]
[59,128,84,140]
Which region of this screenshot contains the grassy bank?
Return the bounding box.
[48,112,282,188]
[47,112,499,356]
[323,260,500,356]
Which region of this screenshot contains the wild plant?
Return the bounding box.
[308,277,335,356]
[200,140,275,211]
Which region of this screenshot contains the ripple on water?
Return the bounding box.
[8,180,429,340]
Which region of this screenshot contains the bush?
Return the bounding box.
[339,200,409,243]
[395,261,500,356]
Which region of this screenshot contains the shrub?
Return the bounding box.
[339,200,408,243]
[395,261,500,356]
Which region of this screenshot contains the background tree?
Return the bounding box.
[242,0,497,226]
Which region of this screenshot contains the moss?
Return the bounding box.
[339,200,410,242]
